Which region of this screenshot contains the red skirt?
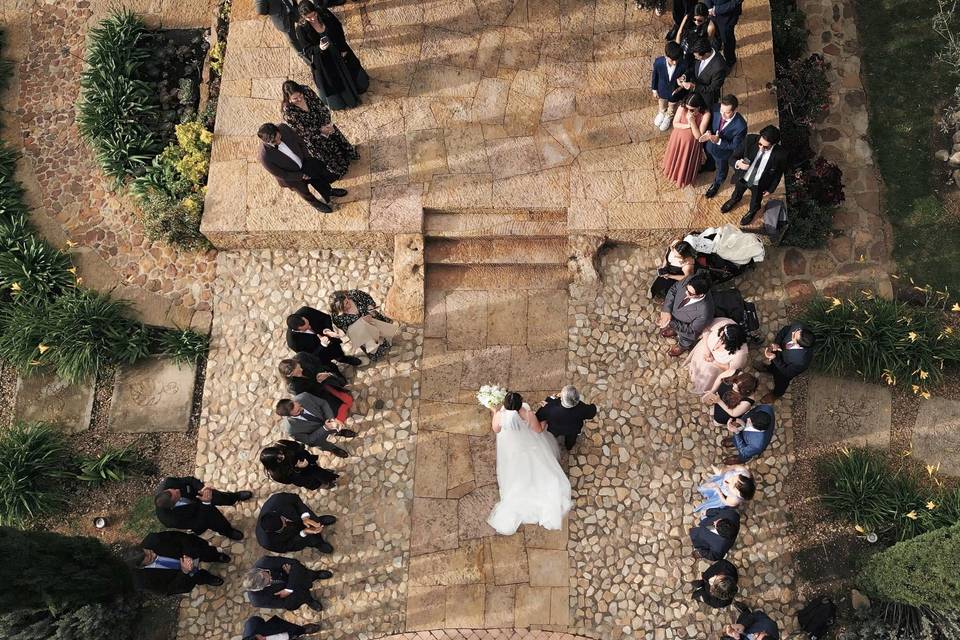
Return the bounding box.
[323,385,353,422]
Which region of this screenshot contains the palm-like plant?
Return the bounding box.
[0,236,75,303]
[0,422,75,526]
[76,10,163,182]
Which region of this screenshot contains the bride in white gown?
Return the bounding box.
[487,391,572,535]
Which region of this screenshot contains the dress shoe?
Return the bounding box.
[720,197,741,213]
[227,528,244,540]
[332,448,349,459]
[303,623,322,634]
[316,541,334,554]
[760,392,777,404]
[205,575,225,587]
[312,569,334,580]
[318,515,338,526]
[340,356,363,366]
[704,183,720,199]
[721,436,735,448]
[660,327,677,338]
[237,490,254,501]
[215,552,231,563]
[330,188,348,197]
[335,428,357,438]
[724,455,744,465]
[739,209,758,226]
[313,202,332,213]
[668,345,688,357]
[306,598,324,612]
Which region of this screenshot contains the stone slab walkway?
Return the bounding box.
[203,0,779,249]
[1,0,218,330]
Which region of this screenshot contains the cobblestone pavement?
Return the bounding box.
[564,246,799,639]
[3,0,218,328]
[178,248,422,640]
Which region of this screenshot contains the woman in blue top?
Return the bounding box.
[694,465,755,512]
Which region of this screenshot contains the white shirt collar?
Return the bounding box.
[276,141,303,168]
[699,51,716,72]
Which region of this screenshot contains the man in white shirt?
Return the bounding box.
[257,122,348,213]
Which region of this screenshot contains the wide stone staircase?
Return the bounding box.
[423,208,571,291]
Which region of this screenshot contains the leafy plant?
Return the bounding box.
[76,446,143,485]
[859,522,960,612]
[0,290,151,383]
[0,422,75,526]
[148,326,209,364]
[0,595,141,640]
[840,603,960,640]
[782,200,835,248]
[821,447,960,541]
[802,287,960,395]
[76,10,163,183]
[0,236,75,303]
[771,0,809,64]
[209,40,226,75]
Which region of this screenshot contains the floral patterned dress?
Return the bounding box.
[282,86,359,180]
[330,289,396,361]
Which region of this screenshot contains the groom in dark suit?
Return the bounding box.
[678,38,727,107]
[659,274,715,357]
[701,94,748,198]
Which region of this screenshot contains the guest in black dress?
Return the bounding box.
[703,369,757,425]
[296,0,368,110]
[260,439,338,490]
[281,80,358,180]
[676,2,719,67]
[651,239,697,299]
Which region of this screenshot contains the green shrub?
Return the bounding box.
[771,0,809,64]
[0,595,141,640]
[0,423,75,526]
[0,290,151,383]
[0,236,75,303]
[840,604,960,640]
[821,447,960,541]
[802,288,960,395]
[859,522,960,612]
[782,200,835,248]
[76,446,143,485]
[122,495,161,539]
[149,326,209,364]
[76,10,162,182]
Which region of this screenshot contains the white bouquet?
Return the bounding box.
[476,384,507,410]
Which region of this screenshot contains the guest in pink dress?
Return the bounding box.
[662,93,710,188]
[687,318,749,394]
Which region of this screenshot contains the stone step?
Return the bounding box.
[424,236,569,266]
[426,264,570,291]
[423,208,567,239]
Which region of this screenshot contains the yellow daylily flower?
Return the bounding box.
[10,282,21,292]
[919,370,929,380]
[927,501,937,510]
[921,391,931,400]
[829,297,842,307]
[952,303,960,312]
[881,371,896,386]
[854,525,865,534]
[912,384,920,395]
[37,344,50,354]
[67,267,77,275]
[907,332,918,342]
[905,511,918,520]
[65,240,77,248]
[75,276,83,285]
[926,463,940,476]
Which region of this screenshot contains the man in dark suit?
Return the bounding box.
[723,605,781,640]
[242,615,321,640]
[154,476,252,540]
[257,122,348,213]
[279,351,348,392]
[244,555,332,611]
[689,506,740,561]
[690,558,739,609]
[658,274,715,357]
[255,492,337,554]
[536,385,598,451]
[286,306,362,366]
[722,125,790,225]
[678,38,727,107]
[701,94,748,198]
[706,0,743,67]
[762,322,815,402]
[722,404,775,464]
[125,531,230,594]
[276,393,357,458]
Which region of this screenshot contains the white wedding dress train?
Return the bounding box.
[487,405,572,535]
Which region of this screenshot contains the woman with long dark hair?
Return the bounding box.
[651,238,698,299]
[281,80,358,179]
[260,439,339,490]
[687,319,749,394]
[295,0,368,110]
